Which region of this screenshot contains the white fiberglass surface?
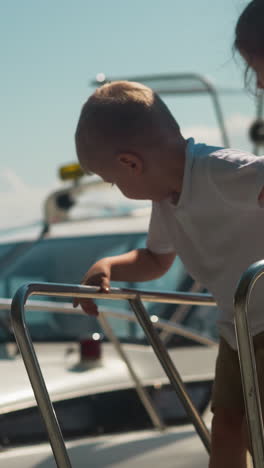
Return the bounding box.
[0,342,217,412]
[0,424,211,468]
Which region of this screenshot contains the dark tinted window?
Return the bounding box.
[0,233,190,342]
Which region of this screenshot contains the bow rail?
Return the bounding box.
[0,296,217,347]
[234,260,264,468]
[10,282,215,467]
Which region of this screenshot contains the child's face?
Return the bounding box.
[86,152,172,202]
[114,171,172,202]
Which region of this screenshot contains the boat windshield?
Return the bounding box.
[0,232,219,344]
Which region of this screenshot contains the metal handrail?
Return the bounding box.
[11,282,214,467]
[0,296,217,347]
[234,260,264,468]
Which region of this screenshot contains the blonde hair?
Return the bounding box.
[75,81,180,169]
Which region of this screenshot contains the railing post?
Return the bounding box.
[234,260,264,468]
[98,312,165,430]
[129,296,211,454]
[11,285,72,468]
[10,281,215,465]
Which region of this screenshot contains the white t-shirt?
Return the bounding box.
[147,138,264,349]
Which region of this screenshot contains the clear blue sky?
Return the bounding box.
[0,0,259,227]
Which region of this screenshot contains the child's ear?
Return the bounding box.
[117,153,143,174]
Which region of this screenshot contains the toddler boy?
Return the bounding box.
[74,80,264,468]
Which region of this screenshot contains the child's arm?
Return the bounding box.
[74,248,176,315]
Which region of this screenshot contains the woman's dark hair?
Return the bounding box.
[234,1,264,58]
[234,1,264,89]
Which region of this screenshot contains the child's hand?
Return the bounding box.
[73,261,110,315]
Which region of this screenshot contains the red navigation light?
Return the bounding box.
[80,334,102,361]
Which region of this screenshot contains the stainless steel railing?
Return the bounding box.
[0,297,217,347]
[10,282,216,467]
[234,260,264,468]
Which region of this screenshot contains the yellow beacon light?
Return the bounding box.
[59,163,85,181]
